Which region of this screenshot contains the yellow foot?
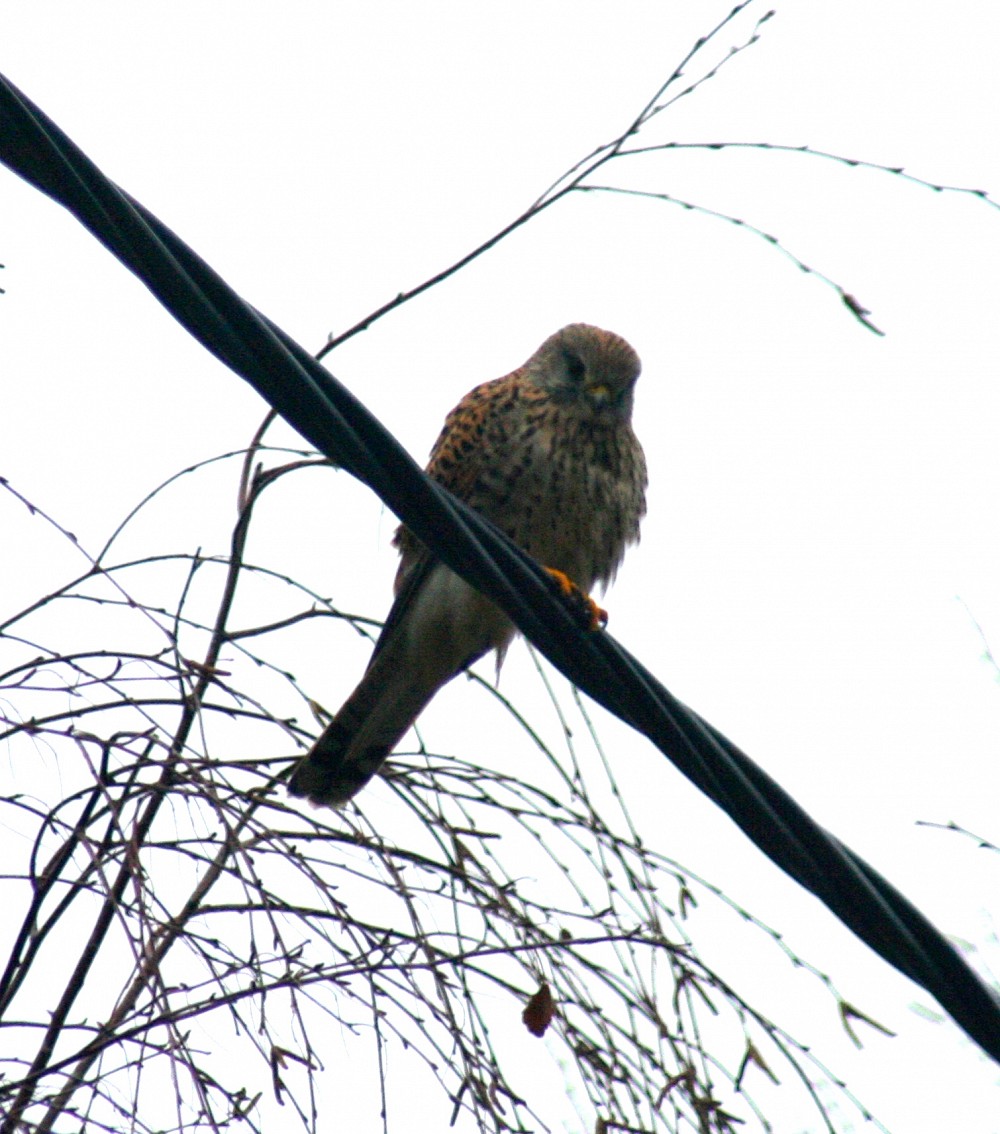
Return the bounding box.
[544,567,608,631]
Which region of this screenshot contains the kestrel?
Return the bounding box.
[288,323,647,807]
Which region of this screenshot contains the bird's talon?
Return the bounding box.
[544,567,575,597]
[544,568,608,632]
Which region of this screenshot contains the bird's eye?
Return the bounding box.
[562,349,586,382]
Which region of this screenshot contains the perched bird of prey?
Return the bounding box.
[288,323,647,807]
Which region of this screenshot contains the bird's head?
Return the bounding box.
[527,323,641,418]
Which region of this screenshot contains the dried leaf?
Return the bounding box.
[522,982,555,1037]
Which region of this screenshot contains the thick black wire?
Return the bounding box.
[2,72,998,1062]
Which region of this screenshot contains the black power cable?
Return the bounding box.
[2,72,998,1062]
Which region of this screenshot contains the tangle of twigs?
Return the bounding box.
[0,450,889,1133]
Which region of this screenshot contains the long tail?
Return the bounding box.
[288,562,515,807]
[287,644,441,806]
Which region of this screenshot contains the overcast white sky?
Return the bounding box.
[2,2,1000,1132]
